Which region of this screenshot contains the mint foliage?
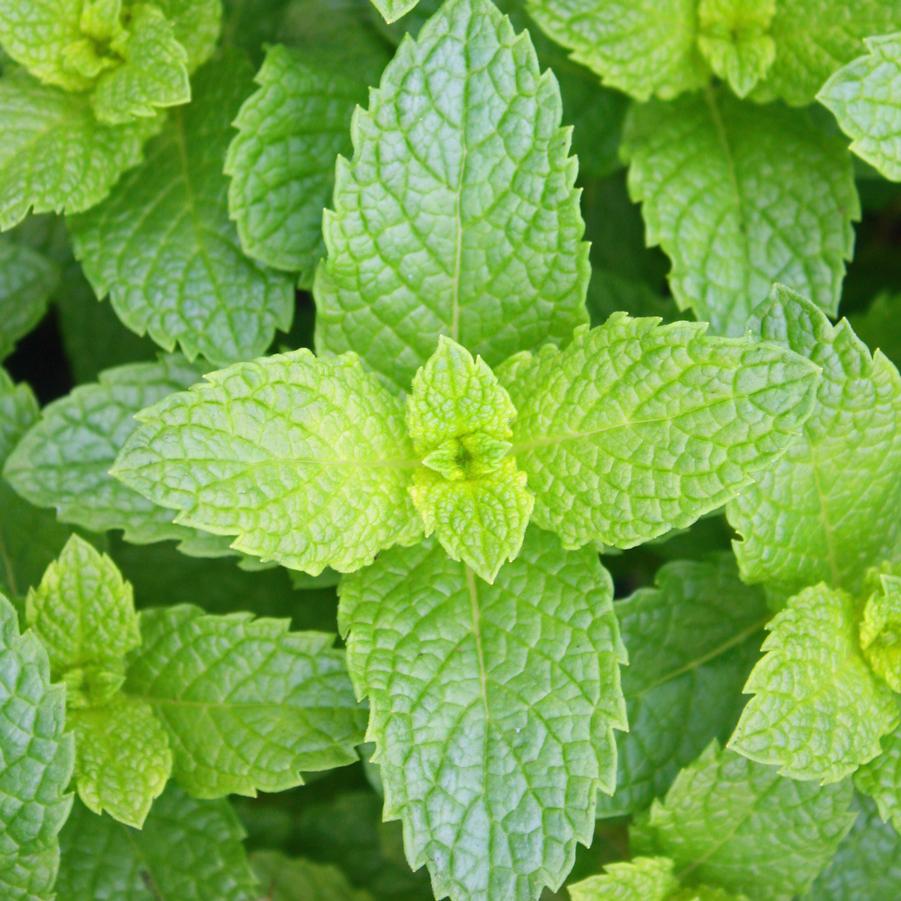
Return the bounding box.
[0,237,57,360]
[855,725,901,833]
[314,0,589,391]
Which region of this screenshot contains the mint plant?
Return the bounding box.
[1,0,899,899]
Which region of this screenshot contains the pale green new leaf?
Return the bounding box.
[729,583,899,783]
[369,0,419,25]
[407,337,533,581]
[25,535,139,688]
[819,33,901,182]
[525,0,708,101]
[635,743,855,900]
[69,53,294,366]
[252,851,373,901]
[225,43,382,283]
[727,286,901,595]
[154,0,222,71]
[860,573,901,691]
[90,3,190,125]
[0,368,38,461]
[125,604,366,797]
[808,793,901,900]
[1,356,235,554]
[71,696,172,827]
[696,0,775,98]
[622,90,858,335]
[0,592,74,898]
[339,528,627,901]
[855,725,901,833]
[752,0,901,107]
[113,349,422,574]
[568,857,680,901]
[0,237,57,359]
[500,316,819,551]
[56,788,258,900]
[315,0,589,391]
[597,554,767,818]
[0,69,160,231]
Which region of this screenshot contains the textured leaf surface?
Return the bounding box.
[155,0,222,71]
[56,788,258,900]
[752,0,901,106]
[0,69,159,230]
[2,356,229,553]
[501,316,819,550]
[71,696,172,827]
[622,90,857,335]
[69,53,294,366]
[727,287,901,595]
[113,349,422,573]
[339,528,626,901]
[0,592,73,897]
[252,851,373,901]
[569,857,679,901]
[635,743,855,900]
[597,554,767,818]
[729,583,899,783]
[125,604,366,797]
[225,42,382,283]
[859,572,901,691]
[696,0,775,97]
[407,337,532,581]
[854,725,901,832]
[315,0,589,391]
[808,793,901,900]
[819,33,901,182]
[0,237,56,359]
[525,0,708,101]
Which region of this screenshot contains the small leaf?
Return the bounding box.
[56,787,258,900]
[621,90,858,334]
[0,237,57,360]
[69,52,294,366]
[859,572,901,691]
[339,527,626,901]
[855,725,901,833]
[125,604,366,797]
[154,0,222,71]
[634,743,856,900]
[729,583,899,783]
[315,0,589,391]
[727,286,901,596]
[113,349,422,574]
[369,0,419,25]
[71,696,172,827]
[501,316,819,551]
[568,857,680,901]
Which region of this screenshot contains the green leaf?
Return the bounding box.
[125,604,366,797]
[314,0,589,391]
[0,237,57,359]
[113,349,422,574]
[0,368,38,462]
[568,857,680,901]
[500,316,819,551]
[70,696,172,827]
[0,592,74,898]
[729,583,899,784]
[634,743,856,900]
[2,355,234,555]
[252,851,373,901]
[808,793,901,900]
[597,553,767,818]
[621,90,858,335]
[525,0,708,102]
[406,337,533,581]
[727,286,901,596]
[90,3,190,125]
[850,291,901,368]
[696,0,775,98]
[855,725,901,833]
[25,534,139,691]
[225,43,382,284]
[68,52,294,366]
[0,68,160,231]
[860,572,901,691]
[818,33,901,182]
[751,0,901,107]
[369,0,419,25]
[339,528,626,901]
[56,787,258,900]
[154,0,222,71]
